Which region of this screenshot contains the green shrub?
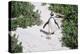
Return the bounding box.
[9,34,23,53]
[11,20,17,31]
[10,1,42,30]
[11,1,34,18]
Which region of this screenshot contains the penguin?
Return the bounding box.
[43,12,60,29]
[40,11,60,35]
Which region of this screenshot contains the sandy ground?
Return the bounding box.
[12,2,69,52]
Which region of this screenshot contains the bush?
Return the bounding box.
[49,4,78,49]
[9,34,23,53]
[11,20,17,31]
[10,1,34,18]
[10,1,42,30]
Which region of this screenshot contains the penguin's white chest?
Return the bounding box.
[48,18,58,32]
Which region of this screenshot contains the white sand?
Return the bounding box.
[13,2,69,52]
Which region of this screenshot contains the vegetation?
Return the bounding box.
[49,4,78,49]
[11,19,17,31]
[9,34,23,53]
[10,1,42,31]
[9,1,43,52]
[11,1,34,18]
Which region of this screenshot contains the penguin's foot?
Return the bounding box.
[46,37,51,40]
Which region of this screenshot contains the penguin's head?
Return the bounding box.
[50,12,54,16]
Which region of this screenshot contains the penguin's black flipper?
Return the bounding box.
[54,19,60,29]
[43,20,49,28]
